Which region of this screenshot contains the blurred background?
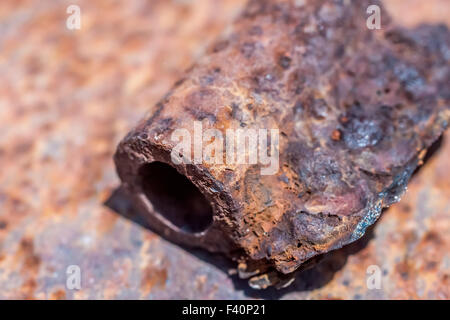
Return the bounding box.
[0,0,448,299]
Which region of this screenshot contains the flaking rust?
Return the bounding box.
[114,0,450,289]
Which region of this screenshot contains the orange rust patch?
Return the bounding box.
[396,259,414,281]
[50,289,66,300]
[21,279,37,300]
[331,129,341,141]
[97,209,119,234]
[140,265,168,294]
[15,238,41,299]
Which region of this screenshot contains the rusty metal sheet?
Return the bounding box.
[0,0,448,299]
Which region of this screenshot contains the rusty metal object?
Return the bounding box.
[114,0,450,288]
[0,0,449,299]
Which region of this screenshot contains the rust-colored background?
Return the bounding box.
[0,0,448,299]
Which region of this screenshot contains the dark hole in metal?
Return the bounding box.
[138,161,213,233]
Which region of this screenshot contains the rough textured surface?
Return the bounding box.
[0,0,449,299]
[115,0,449,288]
